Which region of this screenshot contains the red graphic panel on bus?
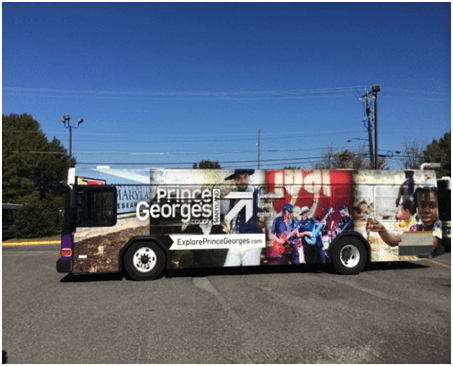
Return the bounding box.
[265,170,353,222]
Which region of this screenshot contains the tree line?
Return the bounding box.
[2,113,74,237]
[310,132,450,177]
[196,134,451,176]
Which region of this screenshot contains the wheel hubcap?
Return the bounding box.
[133,247,157,273]
[340,245,360,268]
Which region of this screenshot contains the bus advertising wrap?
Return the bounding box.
[71,167,442,274]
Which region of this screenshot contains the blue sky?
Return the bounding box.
[2,2,451,170]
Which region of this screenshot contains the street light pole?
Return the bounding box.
[61,115,83,171]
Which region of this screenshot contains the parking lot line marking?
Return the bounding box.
[427,259,451,269]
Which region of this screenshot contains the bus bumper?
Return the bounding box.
[56,258,71,273]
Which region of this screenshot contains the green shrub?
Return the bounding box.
[13,195,63,238]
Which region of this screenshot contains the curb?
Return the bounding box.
[2,240,61,247]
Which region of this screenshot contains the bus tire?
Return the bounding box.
[331,237,367,275]
[124,241,166,281]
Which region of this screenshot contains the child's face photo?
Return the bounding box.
[397,205,411,221]
[418,191,438,229]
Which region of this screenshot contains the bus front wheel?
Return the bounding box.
[124,242,166,281]
[331,237,367,275]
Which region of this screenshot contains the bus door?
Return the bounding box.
[57,185,117,273]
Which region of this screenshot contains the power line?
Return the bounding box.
[383,87,450,96]
[76,152,408,167]
[4,128,366,139]
[5,86,449,103]
[16,146,402,157]
[68,129,366,143]
[72,147,340,155]
[77,155,326,165]
[3,86,368,100]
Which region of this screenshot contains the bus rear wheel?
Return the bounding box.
[124,242,166,281]
[331,237,367,275]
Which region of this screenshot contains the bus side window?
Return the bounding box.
[76,186,117,227]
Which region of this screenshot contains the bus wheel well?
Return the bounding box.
[328,233,370,274]
[119,237,168,280]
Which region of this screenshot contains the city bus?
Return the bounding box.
[57,166,445,280]
[2,203,22,240]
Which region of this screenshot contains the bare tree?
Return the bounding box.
[313,144,339,169]
[401,139,425,169]
[313,144,381,169]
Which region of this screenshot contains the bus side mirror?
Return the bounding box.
[76,186,117,227]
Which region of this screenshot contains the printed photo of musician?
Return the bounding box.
[298,206,328,264]
[222,169,264,267]
[330,205,354,240]
[270,203,308,265]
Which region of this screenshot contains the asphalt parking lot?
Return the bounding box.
[2,244,451,363]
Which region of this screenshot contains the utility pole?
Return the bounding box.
[363,90,375,168]
[371,85,380,169]
[257,129,261,169]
